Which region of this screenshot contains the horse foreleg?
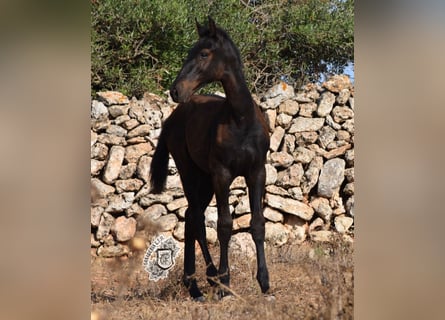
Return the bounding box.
[195,209,218,286]
[212,169,233,297]
[246,167,270,294]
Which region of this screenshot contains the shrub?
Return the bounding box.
[91,0,353,98]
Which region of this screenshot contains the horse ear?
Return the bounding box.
[208,16,217,38]
[196,18,205,38]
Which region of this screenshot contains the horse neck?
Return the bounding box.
[221,68,255,122]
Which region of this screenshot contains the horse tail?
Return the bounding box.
[150,130,169,194]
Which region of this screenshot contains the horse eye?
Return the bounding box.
[199,52,209,59]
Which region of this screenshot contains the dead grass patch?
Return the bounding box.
[91,235,353,319]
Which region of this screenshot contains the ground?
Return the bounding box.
[91,235,353,320]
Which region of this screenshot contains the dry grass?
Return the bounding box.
[91,236,353,320]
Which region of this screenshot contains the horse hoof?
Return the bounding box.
[193,296,205,302]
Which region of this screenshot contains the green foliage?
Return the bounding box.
[92,0,354,98]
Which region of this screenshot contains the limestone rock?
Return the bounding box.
[324,143,352,160]
[301,156,323,195]
[298,102,317,117]
[310,197,332,222]
[266,185,290,197]
[295,132,318,146]
[229,232,256,258]
[106,192,135,213]
[317,159,345,198]
[265,163,278,185]
[270,152,294,168]
[124,143,152,163]
[336,88,351,105]
[322,75,352,93]
[332,106,354,123]
[269,126,285,152]
[264,109,277,131]
[103,145,125,184]
[166,197,188,212]
[91,206,104,227]
[118,163,137,180]
[345,196,354,217]
[318,125,337,149]
[157,214,178,231]
[265,194,314,221]
[278,99,299,116]
[205,207,218,229]
[276,163,304,188]
[122,119,139,130]
[138,193,173,207]
[345,149,354,167]
[96,212,115,240]
[144,204,167,220]
[233,214,251,230]
[348,96,354,110]
[265,222,290,246]
[97,133,126,146]
[293,146,315,164]
[126,203,144,217]
[108,105,130,118]
[263,207,284,223]
[317,91,336,117]
[97,91,129,105]
[262,82,295,109]
[111,216,137,242]
[325,114,342,130]
[91,178,115,198]
[91,130,97,147]
[128,124,152,138]
[343,182,354,196]
[230,176,247,189]
[91,143,108,160]
[206,227,218,244]
[115,179,144,193]
[91,100,108,119]
[289,187,304,201]
[334,216,354,233]
[345,168,354,182]
[136,155,151,183]
[288,117,324,133]
[342,119,354,134]
[173,221,185,241]
[282,134,296,153]
[276,113,293,129]
[285,215,307,244]
[106,125,127,137]
[234,195,250,215]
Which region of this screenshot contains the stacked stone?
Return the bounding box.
[90,75,354,257]
[259,74,354,246]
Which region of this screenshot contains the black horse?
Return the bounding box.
[150,17,270,300]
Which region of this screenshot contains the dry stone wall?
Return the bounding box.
[91,75,354,257]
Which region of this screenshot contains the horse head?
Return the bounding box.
[170,16,241,103]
